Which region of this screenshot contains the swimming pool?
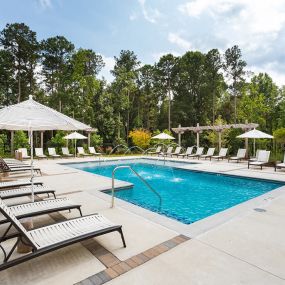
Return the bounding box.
[66,159,284,224]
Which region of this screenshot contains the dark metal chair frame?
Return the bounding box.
[0,210,126,271]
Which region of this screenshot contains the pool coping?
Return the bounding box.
[61,156,285,238]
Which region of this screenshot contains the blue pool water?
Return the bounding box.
[67,160,284,224]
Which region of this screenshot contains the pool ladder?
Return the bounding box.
[111,165,162,208]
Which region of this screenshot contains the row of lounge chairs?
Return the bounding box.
[151,146,229,161]
[149,146,281,170]
[18,147,102,159]
[0,179,126,270]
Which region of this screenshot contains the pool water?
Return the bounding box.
[67,160,284,224]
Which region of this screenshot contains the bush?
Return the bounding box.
[273,128,285,143]
[48,131,66,153]
[91,133,103,147]
[0,134,7,156]
[129,129,151,150]
[13,131,29,150]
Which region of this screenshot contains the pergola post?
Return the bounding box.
[196,123,200,147]
[10,131,14,156]
[218,131,222,151]
[178,124,181,146]
[40,131,44,149]
[88,132,91,148]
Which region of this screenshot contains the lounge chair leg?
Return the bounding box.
[53,193,56,199]
[78,207,83,216]
[118,228,126,248]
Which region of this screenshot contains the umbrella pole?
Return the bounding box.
[254,138,256,156]
[29,130,35,202]
[75,139,77,158]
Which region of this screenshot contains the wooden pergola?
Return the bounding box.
[172,122,259,150]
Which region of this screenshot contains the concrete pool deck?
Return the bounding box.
[0,155,285,285]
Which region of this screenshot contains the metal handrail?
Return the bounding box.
[111,165,162,208]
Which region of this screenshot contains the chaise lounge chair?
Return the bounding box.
[88,147,102,156]
[35,148,47,159]
[158,146,173,157]
[178,146,193,158]
[0,199,126,270]
[211,148,228,161]
[200,148,215,160]
[228,149,246,163]
[188,147,204,159]
[148,146,162,156]
[0,180,43,190]
[77,147,92,157]
[48,148,61,159]
[61,147,73,157]
[171,147,182,157]
[248,150,270,170]
[0,185,56,200]
[0,158,41,175]
[17,148,30,159]
[275,154,285,171]
[0,197,82,226]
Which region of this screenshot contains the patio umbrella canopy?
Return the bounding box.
[64,132,87,157]
[0,95,91,201]
[237,129,274,155]
[151,132,175,140]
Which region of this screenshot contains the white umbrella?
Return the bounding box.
[151,132,175,140]
[0,95,91,201]
[237,129,273,155]
[64,131,87,157]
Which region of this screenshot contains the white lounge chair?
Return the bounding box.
[77,147,92,157]
[0,180,43,190]
[178,147,194,158]
[275,153,285,171]
[35,148,47,159]
[148,146,162,156]
[0,158,41,175]
[249,149,261,162]
[200,148,215,160]
[48,148,61,158]
[0,186,55,200]
[0,197,82,225]
[171,147,182,157]
[18,148,30,159]
[61,147,73,157]
[158,146,173,157]
[228,149,246,163]
[211,148,228,161]
[88,147,102,156]
[248,150,270,170]
[0,199,126,270]
[188,147,204,159]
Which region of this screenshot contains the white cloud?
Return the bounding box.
[249,62,285,87]
[129,12,138,21]
[168,33,192,51]
[99,54,115,83]
[138,0,162,23]
[177,0,285,85]
[38,0,52,9]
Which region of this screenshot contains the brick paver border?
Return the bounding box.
[75,234,190,285]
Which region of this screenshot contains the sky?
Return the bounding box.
[1,0,285,86]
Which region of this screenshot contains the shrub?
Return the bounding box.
[13,131,29,150]
[273,128,285,143]
[129,129,151,150]
[91,133,103,147]
[48,131,66,153]
[0,134,7,156]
